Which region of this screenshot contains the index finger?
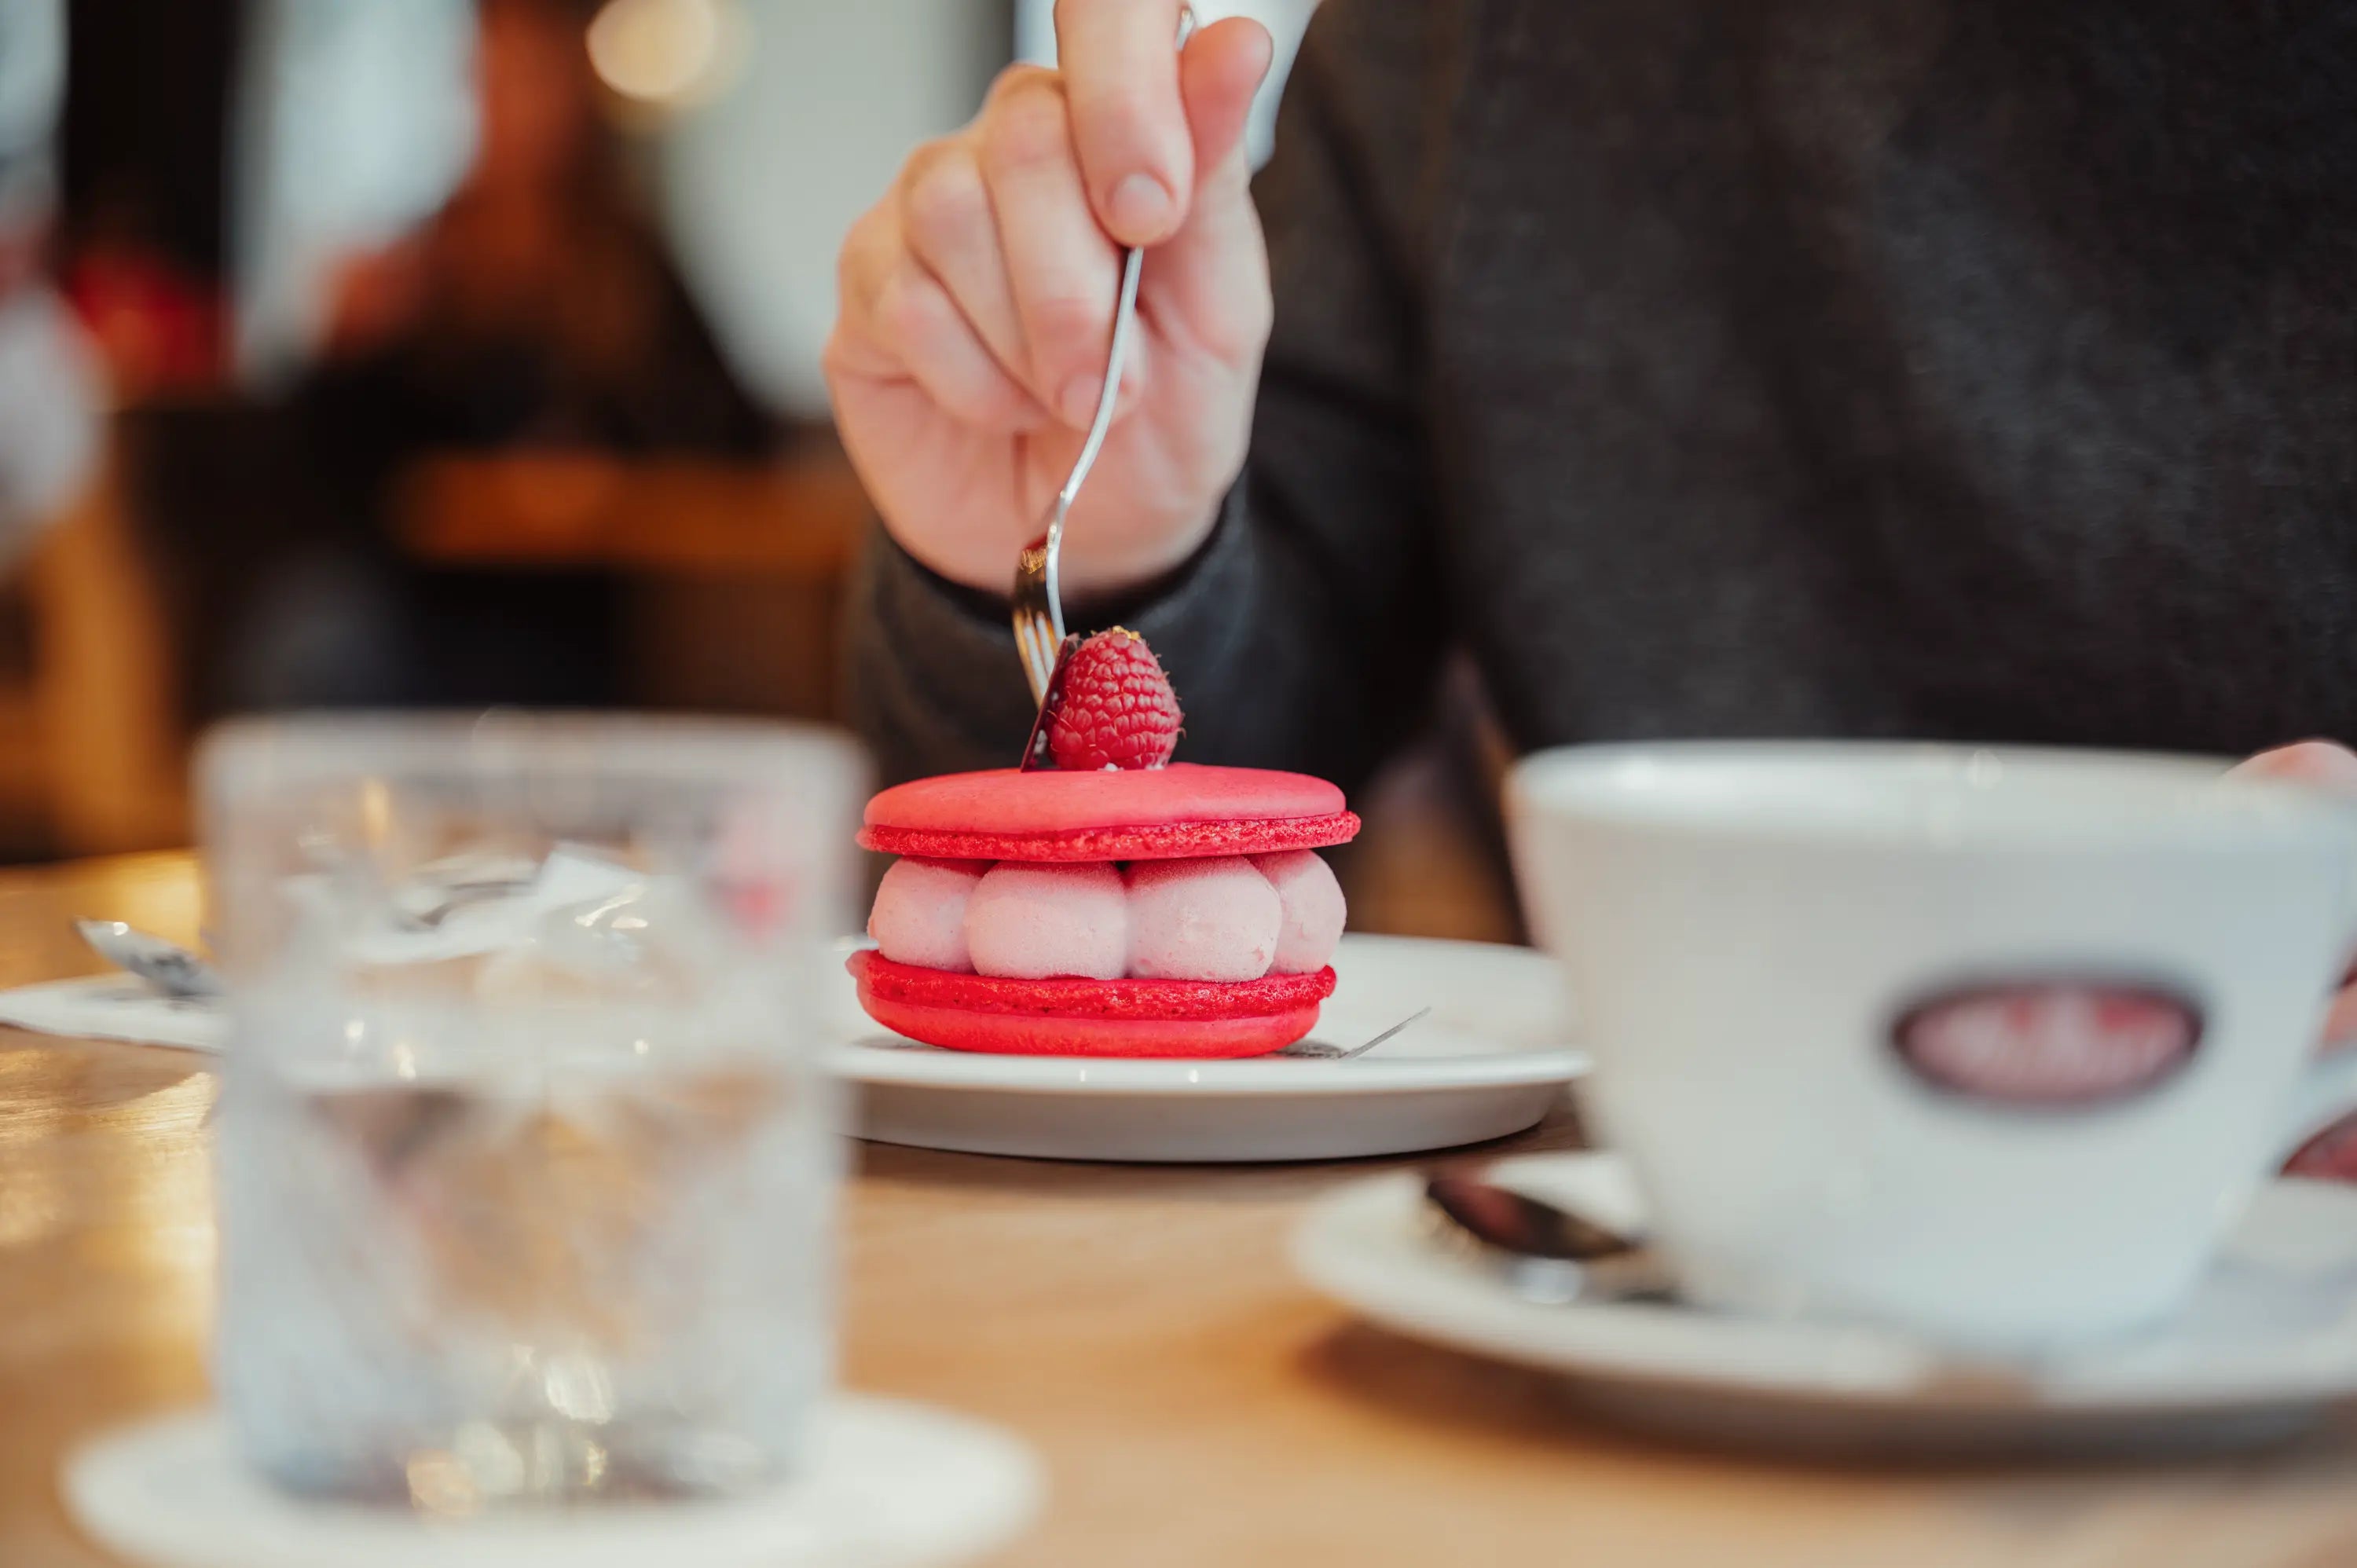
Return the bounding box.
[1054,0,1193,247]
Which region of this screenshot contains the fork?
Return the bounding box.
[1012,6,1192,766]
[1011,244,1145,720]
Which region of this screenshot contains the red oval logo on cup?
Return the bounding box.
[1891,980,2202,1109]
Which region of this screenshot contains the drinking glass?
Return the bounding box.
[200,713,867,1508]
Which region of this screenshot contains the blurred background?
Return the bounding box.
[0,0,1517,939]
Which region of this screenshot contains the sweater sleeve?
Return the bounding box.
[845,0,1453,793]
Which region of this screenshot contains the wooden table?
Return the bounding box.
[10,855,2357,1566]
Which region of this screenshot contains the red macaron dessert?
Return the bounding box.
[848,629,1359,1059]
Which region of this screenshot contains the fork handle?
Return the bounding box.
[1054,244,1146,518]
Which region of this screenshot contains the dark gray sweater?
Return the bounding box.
[849,0,2357,793]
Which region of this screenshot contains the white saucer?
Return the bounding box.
[823,934,1589,1163]
[1294,1153,2357,1456]
[64,1395,1040,1568]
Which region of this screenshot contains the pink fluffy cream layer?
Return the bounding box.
[868,852,1345,984]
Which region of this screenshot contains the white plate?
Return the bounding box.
[1295,1152,2357,1456]
[64,1395,1039,1568]
[823,934,1588,1163]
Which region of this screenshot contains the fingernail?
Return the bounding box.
[1058,373,1103,427]
[1109,173,1174,240]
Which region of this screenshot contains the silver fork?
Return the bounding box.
[1013,6,1191,768]
[1275,1006,1434,1059]
[1012,244,1145,722]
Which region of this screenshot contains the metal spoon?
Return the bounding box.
[75,921,223,1001]
[1011,5,1194,757]
[1424,1171,1677,1305]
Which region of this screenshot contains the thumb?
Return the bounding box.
[1180,16,1271,185]
[2234,740,2357,793]
[1143,17,1274,361]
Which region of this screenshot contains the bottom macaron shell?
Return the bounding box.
[857,993,1323,1059]
[845,950,1337,1058]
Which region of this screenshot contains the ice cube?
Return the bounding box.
[461,873,733,1017]
[323,844,649,969]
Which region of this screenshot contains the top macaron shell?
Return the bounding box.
[858,764,1360,863]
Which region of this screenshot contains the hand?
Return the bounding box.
[2231,740,2357,1044]
[824,2,1275,597]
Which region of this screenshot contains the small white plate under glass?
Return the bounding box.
[823,934,1588,1163]
[64,1394,1039,1568]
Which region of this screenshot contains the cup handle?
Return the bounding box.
[2279,859,2357,1163]
[2284,859,2357,1162]
[2276,1046,2357,1167]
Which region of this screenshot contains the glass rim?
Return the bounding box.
[198,710,867,797]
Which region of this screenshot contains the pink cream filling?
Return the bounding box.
[867,852,1344,982]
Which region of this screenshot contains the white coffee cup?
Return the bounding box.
[1506,742,2357,1350]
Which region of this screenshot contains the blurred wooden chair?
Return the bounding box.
[0,423,877,859]
[16,434,189,855]
[0,588,46,855]
[395,444,867,575]
[394,441,871,719]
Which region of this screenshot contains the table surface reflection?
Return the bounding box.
[7,854,2357,1567]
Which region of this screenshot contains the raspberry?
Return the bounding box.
[1047,627,1183,771]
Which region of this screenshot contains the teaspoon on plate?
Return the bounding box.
[1424,1171,1677,1305]
[1424,1171,2044,1398]
[75,921,222,1002]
